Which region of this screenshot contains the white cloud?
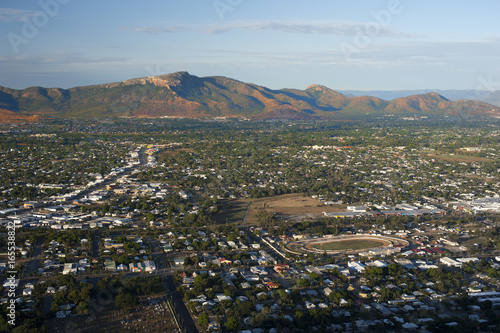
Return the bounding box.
[202,20,426,38]
[124,26,189,35]
[0,8,38,22]
[196,39,500,71]
[123,20,426,39]
[0,52,131,71]
[487,36,500,43]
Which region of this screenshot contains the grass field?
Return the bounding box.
[309,239,387,251]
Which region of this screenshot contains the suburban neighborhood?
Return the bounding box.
[0,119,499,332]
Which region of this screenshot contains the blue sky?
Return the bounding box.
[1,0,500,91]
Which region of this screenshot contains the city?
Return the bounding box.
[0,118,499,332]
[2,1,500,332]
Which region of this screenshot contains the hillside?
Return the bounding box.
[340,89,500,107]
[0,72,499,121]
[0,108,40,123]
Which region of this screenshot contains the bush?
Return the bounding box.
[115,292,137,309]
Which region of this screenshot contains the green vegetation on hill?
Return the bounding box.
[1,72,500,121]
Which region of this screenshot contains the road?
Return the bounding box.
[71,148,147,202]
[241,202,252,225]
[91,235,100,259]
[15,149,147,280]
[163,275,199,333]
[41,295,53,316]
[146,237,199,333]
[7,148,148,226]
[23,240,43,277]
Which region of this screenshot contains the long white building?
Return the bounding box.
[348,261,366,273]
[440,257,462,268]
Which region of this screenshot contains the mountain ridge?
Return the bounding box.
[339,89,500,107]
[0,72,499,121]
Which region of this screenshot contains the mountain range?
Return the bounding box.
[1,71,499,122]
[339,89,500,107]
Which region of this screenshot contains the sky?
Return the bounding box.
[1,0,500,91]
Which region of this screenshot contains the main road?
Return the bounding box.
[147,237,199,333]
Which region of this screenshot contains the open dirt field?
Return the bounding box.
[429,154,490,163]
[264,195,344,215]
[215,194,347,226]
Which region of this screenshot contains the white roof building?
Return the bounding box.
[143,260,156,272]
[348,261,366,273]
[62,263,78,275]
[440,257,462,268]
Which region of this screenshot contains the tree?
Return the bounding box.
[115,292,137,309]
[257,210,275,227]
[225,316,239,332]
[480,300,492,311]
[236,300,254,316]
[76,301,88,315]
[198,312,209,329]
[308,272,321,281]
[297,277,309,287]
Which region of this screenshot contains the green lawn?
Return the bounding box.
[310,239,385,251]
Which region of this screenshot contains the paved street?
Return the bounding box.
[163,275,199,333]
[23,240,43,277]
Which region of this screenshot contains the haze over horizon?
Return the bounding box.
[1,0,500,92]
